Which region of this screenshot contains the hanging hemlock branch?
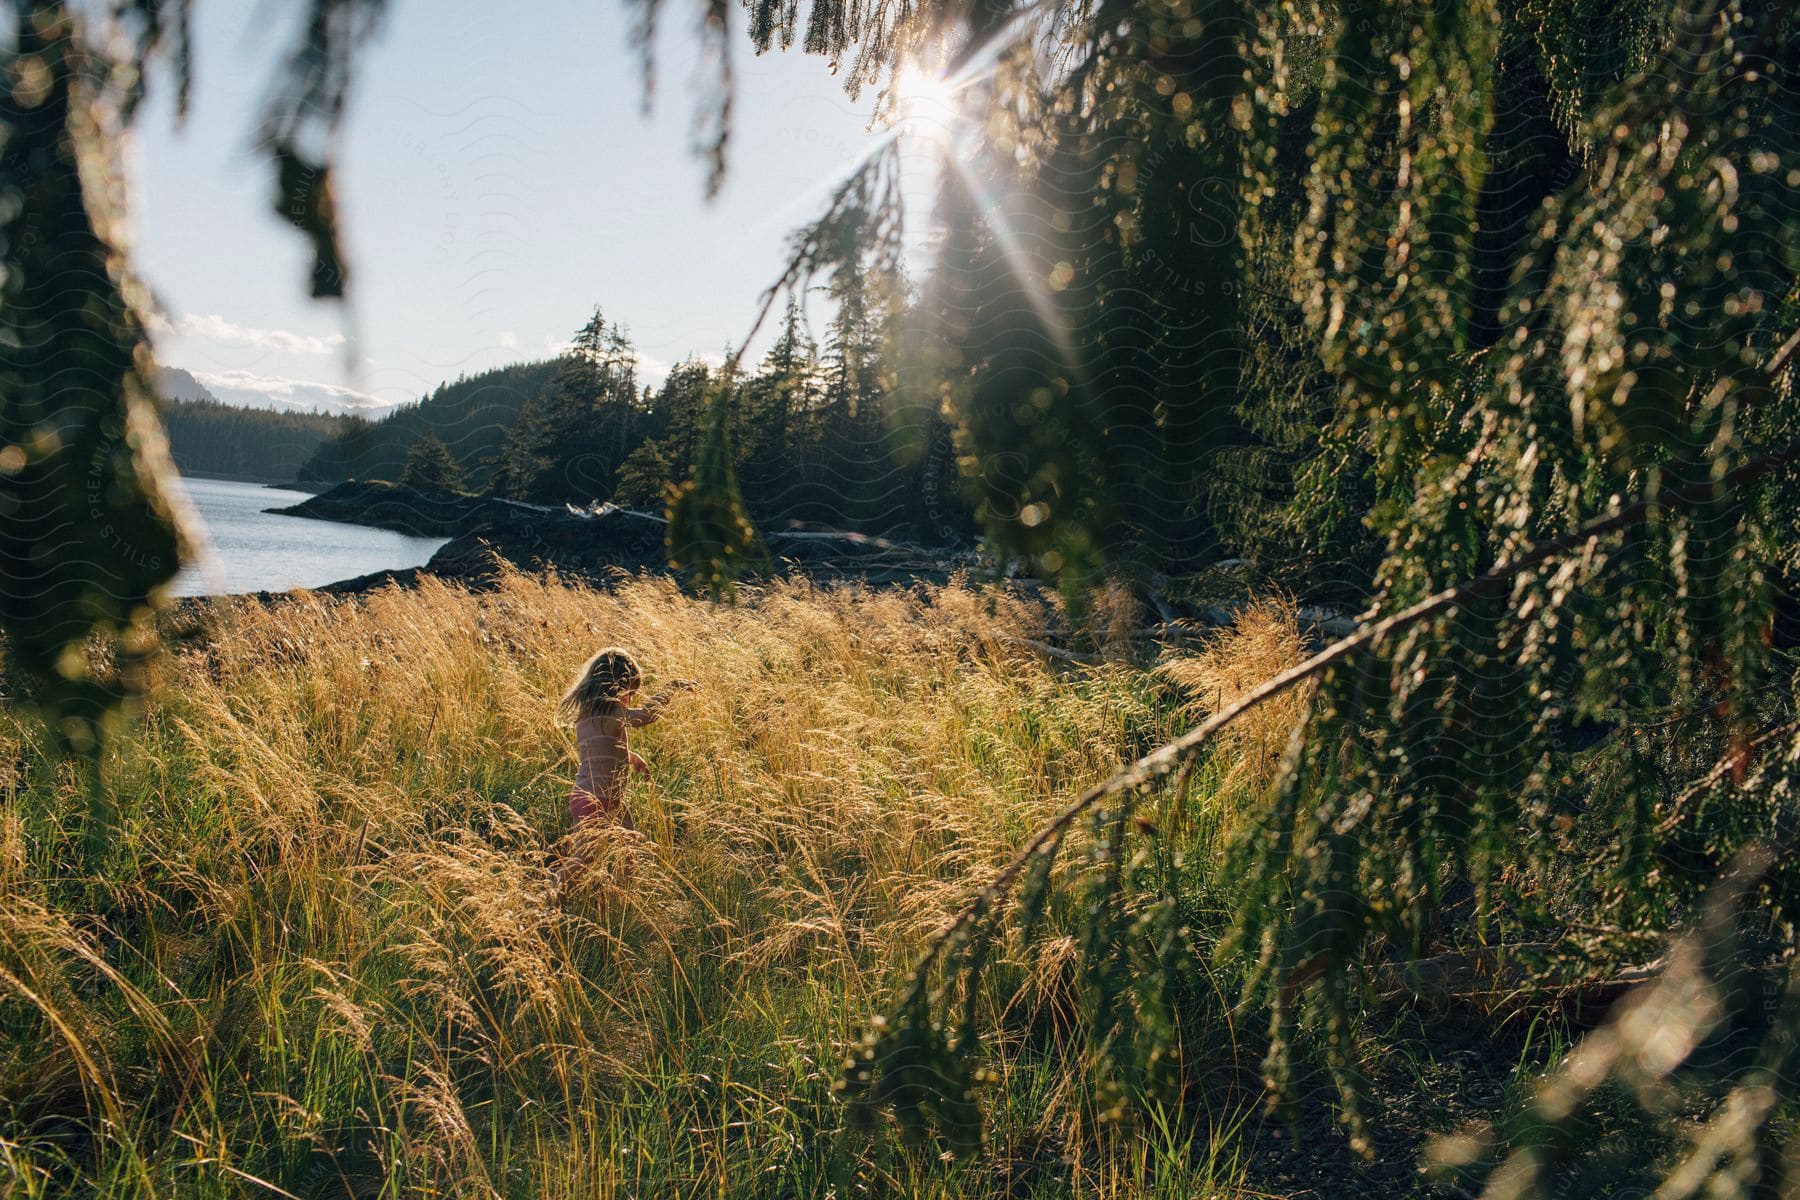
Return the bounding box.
[0,0,388,765]
[0,1,187,757]
[838,389,1800,1156]
[258,0,389,298]
[815,0,1800,1178]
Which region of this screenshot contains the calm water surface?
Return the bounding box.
[170,476,448,596]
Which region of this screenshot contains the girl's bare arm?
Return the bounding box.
[625,680,696,727]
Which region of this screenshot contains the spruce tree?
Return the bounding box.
[510,307,642,503]
[736,301,820,521]
[818,263,897,530]
[666,373,769,596]
[398,432,464,492]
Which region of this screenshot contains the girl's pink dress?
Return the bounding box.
[568,786,610,822]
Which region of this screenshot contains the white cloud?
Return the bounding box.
[634,354,673,389]
[188,368,397,416]
[157,312,348,356]
[635,350,726,390]
[498,330,520,349]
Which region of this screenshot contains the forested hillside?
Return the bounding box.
[297,359,561,488]
[300,291,971,543]
[160,396,352,483]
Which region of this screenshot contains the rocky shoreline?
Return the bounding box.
[262,482,1371,641]
[267,480,557,538]
[268,480,971,595]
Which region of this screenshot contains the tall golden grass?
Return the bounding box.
[1157,596,1312,800]
[0,569,1300,1198]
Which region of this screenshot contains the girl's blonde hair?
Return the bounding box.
[558,646,644,723]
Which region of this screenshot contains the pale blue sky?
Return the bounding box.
[127,0,929,412]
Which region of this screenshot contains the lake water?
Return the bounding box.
[169,476,449,597]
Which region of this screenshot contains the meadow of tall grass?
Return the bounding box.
[0,570,1298,1199]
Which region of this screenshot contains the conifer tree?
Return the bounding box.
[616,358,715,507]
[513,307,641,502]
[490,395,550,498]
[818,263,896,529]
[736,301,820,519]
[666,374,769,596]
[398,432,464,491]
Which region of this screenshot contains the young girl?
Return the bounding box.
[557,647,692,835]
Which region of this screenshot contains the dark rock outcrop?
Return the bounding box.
[420,504,673,586]
[267,480,550,538]
[280,480,972,594]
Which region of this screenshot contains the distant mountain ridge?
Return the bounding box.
[154,364,394,416]
[153,361,558,487]
[156,366,219,404]
[155,366,356,482]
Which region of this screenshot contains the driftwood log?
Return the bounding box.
[1368,943,1672,1017]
